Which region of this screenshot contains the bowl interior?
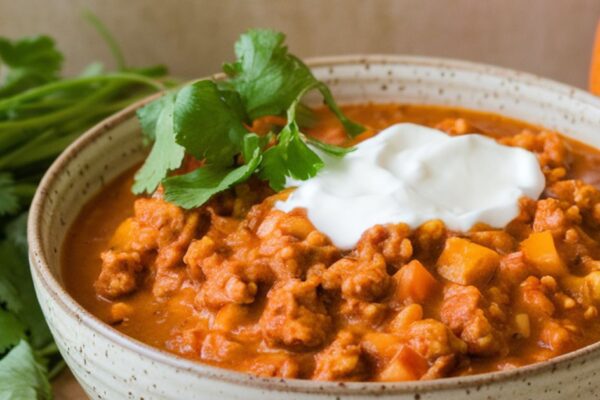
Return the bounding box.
[30,55,600,394]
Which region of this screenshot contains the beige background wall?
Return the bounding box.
[1,0,599,88]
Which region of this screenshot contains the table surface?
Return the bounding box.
[53,369,86,399]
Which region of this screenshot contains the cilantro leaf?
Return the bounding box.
[0,340,51,400]
[305,136,355,157]
[315,82,364,137]
[134,29,364,206]
[0,309,25,353]
[224,30,316,120]
[224,29,364,137]
[4,212,28,253]
[0,174,19,216]
[0,241,52,349]
[136,93,172,144]
[0,35,63,98]
[163,134,262,208]
[174,80,248,165]
[259,120,323,190]
[132,93,185,194]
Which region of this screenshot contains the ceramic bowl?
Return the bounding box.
[28,56,600,399]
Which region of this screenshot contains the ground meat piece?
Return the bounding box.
[500,130,570,170]
[248,354,300,378]
[356,224,413,267]
[435,118,474,136]
[95,250,143,298]
[255,209,339,280]
[134,198,186,247]
[196,261,258,309]
[260,279,331,348]
[548,179,600,226]
[539,320,576,353]
[184,236,216,281]
[533,198,571,238]
[323,253,391,302]
[340,298,388,326]
[153,212,201,297]
[313,331,368,381]
[497,252,530,287]
[440,285,504,356]
[469,229,516,254]
[402,319,467,361]
[200,332,246,362]
[516,276,555,317]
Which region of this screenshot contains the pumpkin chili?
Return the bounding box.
[63,103,600,381]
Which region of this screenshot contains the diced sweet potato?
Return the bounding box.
[388,304,423,332]
[521,231,567,276]
[377,345,428,381]
[394,260,438,303]
[361,332,403,361]
[436,237,500,285]
[109,218,134,249]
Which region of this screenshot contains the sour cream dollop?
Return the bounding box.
[276,123,545,250]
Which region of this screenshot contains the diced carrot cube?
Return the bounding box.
[521,231,567,276]
[361,332,403,361]
[394,260,438,303]
[388,304,423,332]
[377,345,428,381]
[436,237,500,285]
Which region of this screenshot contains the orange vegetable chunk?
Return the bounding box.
[436,237,500,285]
[394,260,438,303]
[521,230,567,276]
[108,217,134,249]
[377,345,428,381]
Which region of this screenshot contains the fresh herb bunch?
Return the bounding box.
[0,15,168,399]
[133,29,364,207]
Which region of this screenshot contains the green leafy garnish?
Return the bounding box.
[0,36,63,98]
[174,81,247,165]
[223,29,363,136]
[132,94,184,194]
[0,341,52,400]
[0,15,168,397]
[0,173,19,216]
[0,239,52,349]
[0,309,25,353]
[164,134,263,208]
[135,29,363,206]
[305,136,356,157]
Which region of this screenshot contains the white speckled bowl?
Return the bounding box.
[29,56,600,399]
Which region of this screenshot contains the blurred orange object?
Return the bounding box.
[590,19,600,95]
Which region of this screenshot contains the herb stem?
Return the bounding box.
[47,360,66,380]
[83,10,126,70]
[37,342,59,358]
[0,73,163,111]
[0,81,124,151]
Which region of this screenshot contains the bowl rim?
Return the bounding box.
[28,54,600,395]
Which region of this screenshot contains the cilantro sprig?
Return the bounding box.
[134,29,363,207]
[0,16,168,398]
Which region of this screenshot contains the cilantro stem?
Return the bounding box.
[0,81,124,151]
[0,73,163,111]
[83,10,126,70]
[37,341,59,358]
[48,360,66,380]
[13,183,37,201]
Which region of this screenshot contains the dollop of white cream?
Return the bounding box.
[276,123,545,250]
